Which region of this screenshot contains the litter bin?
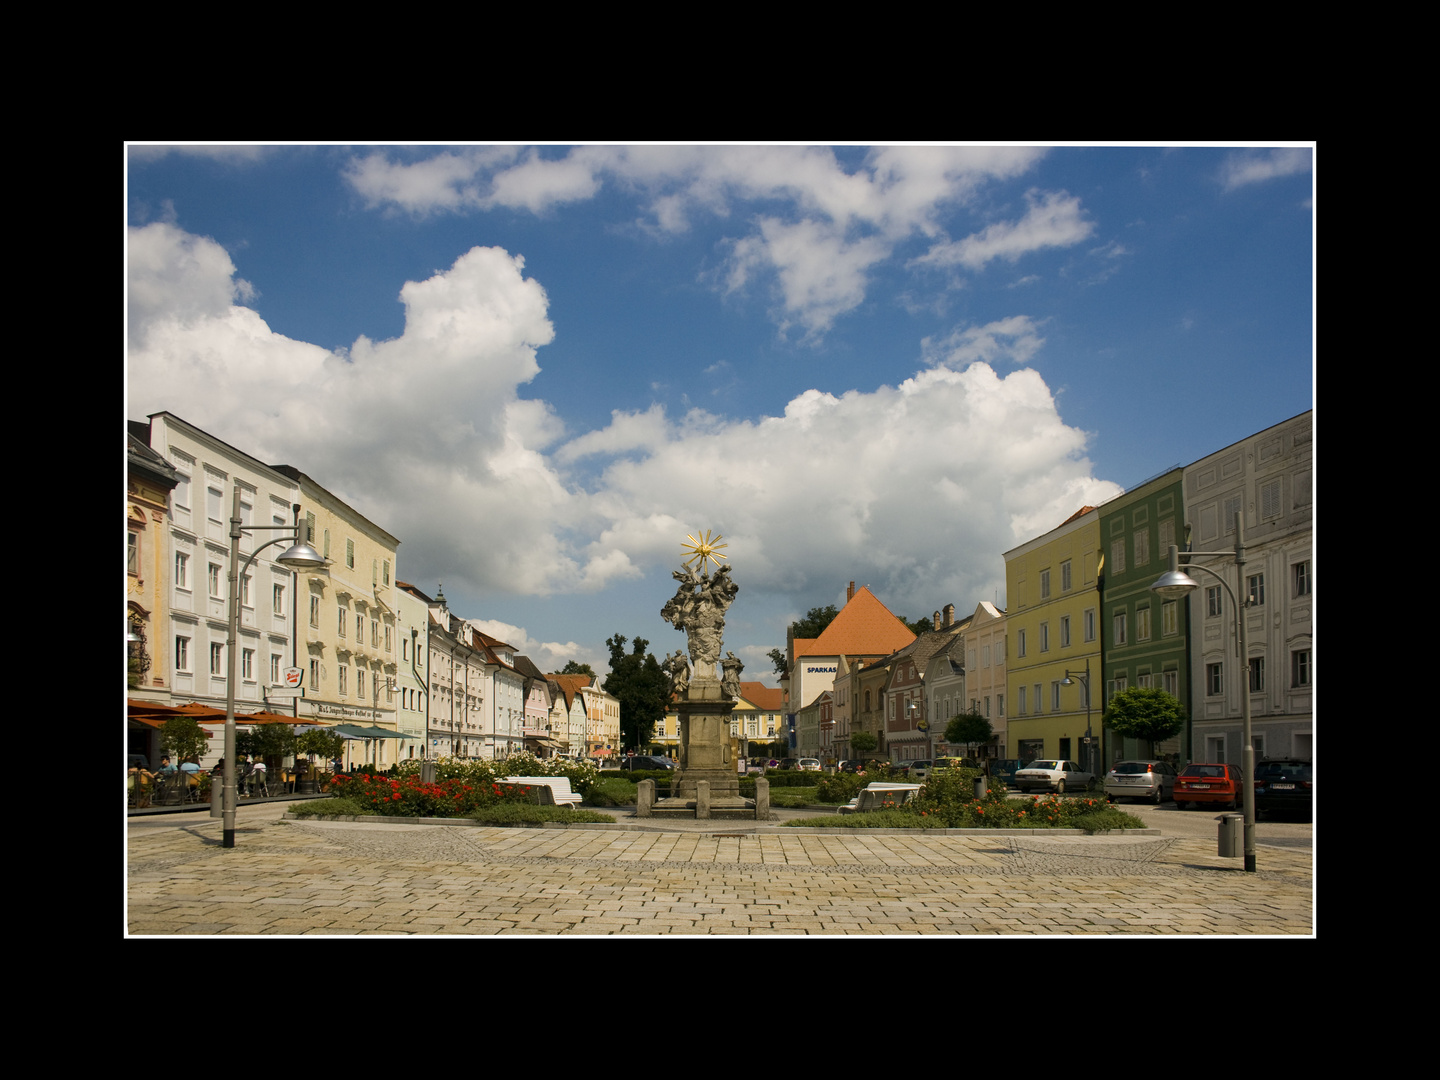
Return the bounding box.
[974,776,988,799]
[1216,812,1243,857]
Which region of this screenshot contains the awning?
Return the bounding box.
[332,724,409,740]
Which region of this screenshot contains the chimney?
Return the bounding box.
[943,603,955,627]
[932,611,941,631]
[847,581,855,602]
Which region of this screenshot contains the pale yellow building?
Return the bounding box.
[1004,506,1104,766]
[276,466,403,766]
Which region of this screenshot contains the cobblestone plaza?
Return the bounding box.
[127,810,1313,936]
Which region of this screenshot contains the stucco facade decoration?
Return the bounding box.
[1099,468,1188,765]
[128,429,180,709]
[274,465,401,765]
[1181,412,1312,764]
[880,612,969,763]
[391,582,429,762]
[1004,506,1104,767]
[141,414,300,753]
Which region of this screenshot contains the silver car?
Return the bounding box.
[1014,760,1094,794]
[1104,760,1177,804]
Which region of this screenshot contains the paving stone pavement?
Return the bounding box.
[127,815,1314,936]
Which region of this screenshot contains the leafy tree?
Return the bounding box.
[769,605,841,674]
[237,723,296,767]
[1102,687,1186,755]
[297,728,347,768]
[559,660,596,677]
[791,605,840,639]
[945,711,993,754]
[604,634,670,752]
[849,731,878,754]
[904,616,935,636]
[160,716,209,763]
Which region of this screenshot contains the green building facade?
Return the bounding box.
[1099,470,1191,766]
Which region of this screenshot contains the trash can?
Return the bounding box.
[1216,813,1243,857]
[974,776,988,799]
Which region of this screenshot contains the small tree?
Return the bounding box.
[297,728,347,774]
[1103,687,1185,756]
[944,711,993,757]
[849,731,878,756]
[160,716,209,764]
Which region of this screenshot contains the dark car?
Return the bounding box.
[1254,759,1312,820]
[623,755,675,771]
[989,759,1023,786]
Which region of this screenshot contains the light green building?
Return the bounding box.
[1098,469,1190,765]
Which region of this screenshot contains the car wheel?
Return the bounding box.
[1152,787,1164,805]
[1055,780,1066,794]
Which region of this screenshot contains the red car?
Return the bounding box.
[1173,763,1244,810]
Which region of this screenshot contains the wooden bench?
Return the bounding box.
[838,782,922,815]
[501,776,583,808]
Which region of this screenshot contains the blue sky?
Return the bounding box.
[126,144,1314,684]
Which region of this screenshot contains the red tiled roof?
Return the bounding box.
[738,681,783,710]
[795,587,916,659]
[1058,505,1097,527]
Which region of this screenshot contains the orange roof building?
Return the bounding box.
[786,583,916,722]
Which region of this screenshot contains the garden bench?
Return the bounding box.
[502,776,583,808]
[838,782,922,815]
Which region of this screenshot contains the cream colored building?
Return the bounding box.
[142,414,301,746]
[275,466,402,765]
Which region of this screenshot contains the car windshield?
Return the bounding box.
[1181,765,1228,777]
[1258,762,1312,780]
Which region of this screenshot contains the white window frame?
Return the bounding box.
[1061,560,1072,592]
[1084,608,1096,642]
[1292,649,1311,687]
[1207,662,1223,696]
[1040,569,1051,599]
[273,584,286,617]
[1136,607,1151,642]
[1114,612,1127,646]
[1249,656,1265,693]
[208,563,222,598]
[1293,560,1311,597]
[175,636,190,672]
[1207,586,1223,617]
[210,642,224,676]
[1060,615,1071,648]
[1247,573,1266,606]
[242,648,254,680]
[175,552,189,590]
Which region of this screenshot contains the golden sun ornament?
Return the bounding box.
[681,530,728,571]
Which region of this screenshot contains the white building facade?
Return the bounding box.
[1182,411,1313,764]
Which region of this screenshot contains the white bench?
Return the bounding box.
[837,782,922,815]
[502,776,583,808]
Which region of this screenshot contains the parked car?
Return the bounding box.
[797,758,822,772]
[907,759,936,779]
[1014,760,1094,794]
[1254,759,1312,820]
[989,759,1023,786]
[1173,763,1243,809]
[779,758,799,770]
[622,755,675,771]
[1104,761,1178,804]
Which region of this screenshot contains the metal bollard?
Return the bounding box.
[210,773,223,818]
[1216,812,1243,857]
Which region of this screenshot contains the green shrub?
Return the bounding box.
[585,777,638,806]
[287,797,373,817]
[465,804,615,826]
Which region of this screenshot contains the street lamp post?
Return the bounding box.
[223,486,326,849]
[1149,512,1256,872]
[1060,660,1095,779]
